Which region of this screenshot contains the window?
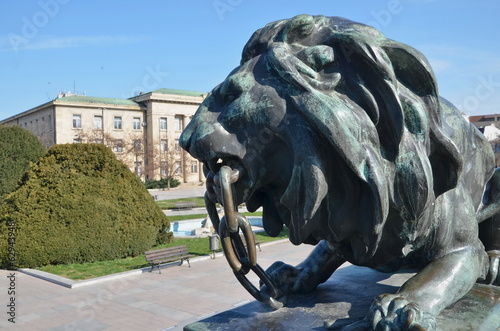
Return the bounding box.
[113,139,123,153]
[73,114,82,128]
[191,161,198,173]
[160,117,167,130]
[160,139,168,153]
[160,162,167,177]
[174,116,183,131]
[133,140,142,152]
[133,117,141,130]
[114,116,122,130]
[94,139,103,144]
[479,117,495,122]
[94,115,103,129]
[174,161,182,175]
[174,139,180,152]
[73,138,82,143]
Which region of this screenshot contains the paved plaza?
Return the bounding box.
[149,185,206,202]
[1,185,291,330]
[1,239,314,330]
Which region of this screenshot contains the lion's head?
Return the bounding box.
[180,15,463,262]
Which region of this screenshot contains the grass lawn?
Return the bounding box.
[38,196,270,280]
[168,211,263,222]
[38,227,288,280]
[154,197,248,212]
[155,197,206,210]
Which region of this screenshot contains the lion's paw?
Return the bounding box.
[364,294,436,331]
[262,261,300,294]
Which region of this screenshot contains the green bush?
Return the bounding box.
[0,125,45,200]
[0,143,172,269]
[145,177,180,189]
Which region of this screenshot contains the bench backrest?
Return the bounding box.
[239,232,259,245]
[145,245,189,261]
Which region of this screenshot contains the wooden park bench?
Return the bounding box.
[145,245,194,274]
[174,201,196,210]
[240,232,262,252]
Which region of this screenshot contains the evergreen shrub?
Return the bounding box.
[0,143,172,268]
[144,177,180,189]
[0,125,45,200]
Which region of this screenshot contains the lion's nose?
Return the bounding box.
[181,119,246,166]
[179,122,194,153]
[180,96,217,158]
[180,120,230,161]
[179,121,209,161]
[179,113,212,159]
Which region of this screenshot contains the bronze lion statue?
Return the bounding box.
[180,15,500,330]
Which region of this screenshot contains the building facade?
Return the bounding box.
[469,114,500,132]
[469,114,500,167]
[1,88,207,183]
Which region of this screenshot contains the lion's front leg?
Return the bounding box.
[262,240,346,301]
[362,247,487,331]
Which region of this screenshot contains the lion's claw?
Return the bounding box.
[323,295,435,330]
[405,306,415,328]
[363,294,436,331]
[483,250,500,285]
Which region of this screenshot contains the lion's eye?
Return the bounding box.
[220,78,243,105]
[224,93,238,103]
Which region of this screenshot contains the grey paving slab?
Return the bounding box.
[52,304,75,313]
[48,318,111,331]
[148,185,206,201]
[0,240,314,330]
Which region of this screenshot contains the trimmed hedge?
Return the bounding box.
[145,177,180,189]
[0,125,45,200]
[0,144,172,269]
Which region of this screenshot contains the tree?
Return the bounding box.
[155,141,182,190]
[74,129,150,181]
[0,143,172,268]
[71,128,185,184]
[0,125,45,200]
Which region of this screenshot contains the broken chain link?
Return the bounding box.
[208,165,283,309]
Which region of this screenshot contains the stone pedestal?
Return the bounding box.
[185,265,500,330]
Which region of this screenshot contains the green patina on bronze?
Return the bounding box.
[181,15,500,330]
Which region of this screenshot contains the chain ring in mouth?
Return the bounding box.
[204,157,251,207]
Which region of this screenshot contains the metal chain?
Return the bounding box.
[214,165,283,309]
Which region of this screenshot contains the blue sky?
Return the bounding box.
[1,0,499,120]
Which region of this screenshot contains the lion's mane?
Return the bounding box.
[240,15,466,260]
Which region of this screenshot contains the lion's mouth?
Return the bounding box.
[204,156,286,237]
[204,156,251,206]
